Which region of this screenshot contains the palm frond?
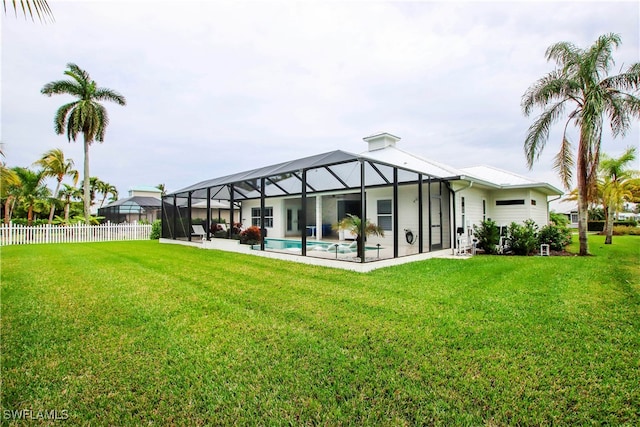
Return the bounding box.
[545,41,580,70]
[3,0,54,23]
[521,70,576,116]
[523,101,568,168]
[553,136,574,190]
[94,88,127,106]
[41,80,83,97]
[53,101,78,136]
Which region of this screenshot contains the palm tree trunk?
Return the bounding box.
[27,205,34,226]
[4,196,13,224]
[83,135,91,224]
[576,133,590,256]
[48,178,62,224]
[64,199,70,223]
[604,200,615,244]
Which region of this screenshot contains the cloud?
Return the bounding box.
[2,1,638,197]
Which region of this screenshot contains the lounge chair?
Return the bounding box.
[191,224,206,240]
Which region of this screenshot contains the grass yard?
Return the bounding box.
[1,235,639,425]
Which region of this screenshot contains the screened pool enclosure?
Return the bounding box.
[163,138,457,264]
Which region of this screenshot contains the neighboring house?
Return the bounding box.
[552,200,579,228]
[99,186,163,223]
[162,133,563,263]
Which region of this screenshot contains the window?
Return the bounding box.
[251,207,273,227]
[571,213,579,224]
[496,199,525,206]
[461,196,466,229]
[482,199,486,221]
[531,199,537,206]
[377,199,392,231]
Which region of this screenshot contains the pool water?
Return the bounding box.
[263,238,328,250]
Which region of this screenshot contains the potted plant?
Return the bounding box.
[334,214,384,257]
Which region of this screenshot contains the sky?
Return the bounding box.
[2,0,639,208]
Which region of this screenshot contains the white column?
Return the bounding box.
[315,196,322,240]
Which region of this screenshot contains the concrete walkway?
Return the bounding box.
[160,238,469,273]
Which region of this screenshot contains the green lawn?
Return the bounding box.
[1,235,638,425]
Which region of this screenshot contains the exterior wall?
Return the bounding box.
[485,189,549,228]
[241,198,286,238]
[129,190,162,198]
[454,187,552,236]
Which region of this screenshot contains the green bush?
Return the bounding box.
[473,219,501,254]
[590,220,638,232]
[506,220,539,256]
[150,219,162,240]
[538,222,572,251]
[612,225,640,236]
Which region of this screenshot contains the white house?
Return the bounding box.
[162,133,563,263]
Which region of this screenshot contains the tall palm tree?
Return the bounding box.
[522,33,640,256]
[41,63,126,224]
[34,148,79,224]
[2,0,53,22]
[599,147,638,244]
[12,167,50,226]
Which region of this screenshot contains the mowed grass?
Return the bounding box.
[1,236,638,425]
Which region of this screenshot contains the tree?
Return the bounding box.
[58,183,82,223]
[598,147,638,244]
[41,63,126,224]
[98,181,118,208]
[156,183,167,197]
[2,0,53,22]
[12,167,50,226]
[334,214,384,259]
[34,148,79,224]
[1,164,21,224]
[522,33,640,256]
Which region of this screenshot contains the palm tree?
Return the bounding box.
[98,182,118,207]
[34,148,79,224]
[156,183,167,197]
[57,184,82,223]
[334,214,384,259]
[2,0,53,22]
[1,164,20,224]
[598,147,638,244]
[522,33,640,255]
[41,63,126,224]
[12,167,50,226]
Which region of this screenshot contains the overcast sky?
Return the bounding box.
[2,1,639,205]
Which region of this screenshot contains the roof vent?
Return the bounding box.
[363,132,401,151]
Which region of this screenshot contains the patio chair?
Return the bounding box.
[191,224,206,240]
[336,240,358,253]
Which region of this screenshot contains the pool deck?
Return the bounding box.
[160,238,469,273]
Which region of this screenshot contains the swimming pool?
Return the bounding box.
[263,238,329,250]
[263,238,379,252]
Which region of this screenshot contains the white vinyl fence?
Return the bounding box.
[0,222,152,246]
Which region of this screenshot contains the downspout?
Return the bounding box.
[547,194,562,223]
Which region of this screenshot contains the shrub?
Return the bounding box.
[150,219,162,240]
[538,223,572,251]
[612,225,640,236]
[473,219,501,254]
[239,226,261,245]
[549,211,570,227]
[506,220,539,256]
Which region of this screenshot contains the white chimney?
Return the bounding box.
[363,132,401,151]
